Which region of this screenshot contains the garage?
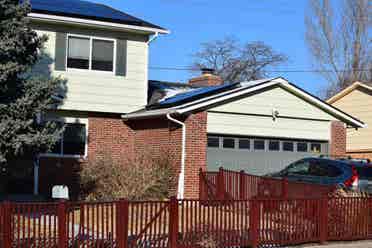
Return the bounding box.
[207,135,328,174]
[204,78,360,175]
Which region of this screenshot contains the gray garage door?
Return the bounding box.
[207,135,329,175]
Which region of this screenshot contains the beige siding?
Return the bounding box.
[210,86,337,120]
[207,112,331,140]
[33,22,149,114]
[332,88,372,150]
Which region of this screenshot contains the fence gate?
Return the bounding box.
[127,201,170,248]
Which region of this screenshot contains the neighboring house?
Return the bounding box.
[14,0,364,200]
[327,82,372,160]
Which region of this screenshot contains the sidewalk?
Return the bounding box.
[296,240,372,247]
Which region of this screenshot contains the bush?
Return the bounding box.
[80,151,176,201]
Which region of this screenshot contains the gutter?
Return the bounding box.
[166,113,186,200]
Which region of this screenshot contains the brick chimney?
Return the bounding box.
[189,68,223,87]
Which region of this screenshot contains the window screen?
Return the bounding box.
[67,37,90,69]
[92,39,114,71]
[239,139,250,149]
[254,140,265,150]
[223,138,235,149]
[207,137,219,148]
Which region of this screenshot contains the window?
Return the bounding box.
[297,142,308,152]
[67,35,115,72]
[254,140,265,150]
[67,36,90,69]
[311,143,321,153]
[268,140,280,151]
[223,138,235,149]
[208,137,219,148]
[283,141,294,152]
[239,139,250,149]
[50,123,87,157]
[308,162,341,177]
[285,160,310,175]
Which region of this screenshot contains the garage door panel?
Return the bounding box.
[207,136,329,175]
[207,112,331,140]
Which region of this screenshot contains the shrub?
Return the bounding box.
[80,151,176,201]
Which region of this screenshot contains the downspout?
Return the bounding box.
[166,113,186,200]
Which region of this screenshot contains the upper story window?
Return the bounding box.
[67,35,115,72]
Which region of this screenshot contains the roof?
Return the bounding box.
[123,77,366,129]
[327,82,372,104]
[27,0,168,33]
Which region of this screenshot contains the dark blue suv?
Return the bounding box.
[270,158,358,187]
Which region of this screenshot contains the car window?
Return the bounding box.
[285,160,310,175]
[356,167,372,180]
[307,161,342,177]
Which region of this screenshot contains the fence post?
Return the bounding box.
[217,167,225,200]
[169,196,179,248]
[249,200,259,248]
[281,178,288,199]
[116,199,129,248]
[3,201,12,248]
[319,197,328,244]
[199,168,205,201]
[57,200,67,248]
[239,170,246,200]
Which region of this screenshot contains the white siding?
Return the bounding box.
[34,26,148,114]
[207,112,331,140]
[210,86,337,120]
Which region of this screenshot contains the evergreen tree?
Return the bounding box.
[0,0,65,166]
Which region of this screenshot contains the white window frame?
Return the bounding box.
[40,117,89,159]
[66,34,117,74]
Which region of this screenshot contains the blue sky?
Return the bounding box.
[93,0,330,95]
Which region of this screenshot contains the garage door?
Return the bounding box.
[207,135,329,175]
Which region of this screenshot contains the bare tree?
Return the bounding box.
[306,0,371,97]
[192,37,287,83]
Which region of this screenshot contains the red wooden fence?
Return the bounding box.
[200,167,335,201]
[1,196,372,248]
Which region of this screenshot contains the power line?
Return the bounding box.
[149,66,371,73]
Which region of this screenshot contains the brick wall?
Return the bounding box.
[129,111,208,198]
[329,121,346,158]
[39,111,207,199]
[39,115,136,199]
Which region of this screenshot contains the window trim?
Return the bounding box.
[40,117,88,159]
[66,34,117,74]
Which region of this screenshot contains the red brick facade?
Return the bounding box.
[39,111,207,199]
[329,121,347,158]
[39,114,346,200]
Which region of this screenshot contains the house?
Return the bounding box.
[327,82,372,160]
[16,0,364,200]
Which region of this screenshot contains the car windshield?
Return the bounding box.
[281,159,341,177]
